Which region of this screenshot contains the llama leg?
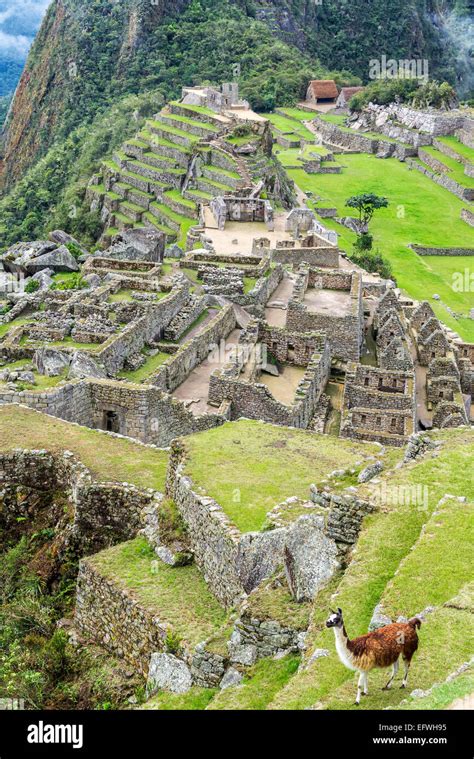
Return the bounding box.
[355,672,363,705]
[363,671,369,696]
[401,658,410,688]
[383,659,399,690]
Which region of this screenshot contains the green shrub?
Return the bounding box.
[24,279,40,293]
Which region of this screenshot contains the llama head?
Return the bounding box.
[326,608,343,629]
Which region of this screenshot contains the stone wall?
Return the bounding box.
[407,158,474,202]
[151,305,236,393]
[271,245,339,269]
[411,244,474,256]
[287,268,363,362]
[96,285,189,375]
[0,377,226,448]
[208,339,331,429]
[0,448,152,554]
[75,561,168,674]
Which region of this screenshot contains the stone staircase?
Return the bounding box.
[88,102,251,247]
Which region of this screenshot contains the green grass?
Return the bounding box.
[108,289,135,303]
[421,146,474,188]
[0,405,169,490]
[394,668,474,710]
[0,316,33,338]
[117,350,170,382]
[163,189,197,210]
[161,112,217,131]
[436,136,474,164]
[89,537,227,649]
[208,654,300,710]
[269,428,474,710]
[183,420,383,532]
[286,153,474,340]
[381,497,474,618]
[141,687,216,710]
[277,107,317,122]
[263,112,314,142]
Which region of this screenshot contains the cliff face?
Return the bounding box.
[0,0,187,191]
[0,0,467,193]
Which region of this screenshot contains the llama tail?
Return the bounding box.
[408,617,422,630]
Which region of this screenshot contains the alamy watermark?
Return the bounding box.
[369,55,429,84]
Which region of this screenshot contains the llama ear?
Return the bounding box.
[337,607,342,615]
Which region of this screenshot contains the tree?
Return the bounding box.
[345,193,389,234]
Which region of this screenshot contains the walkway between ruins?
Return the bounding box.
[172,328,242,414]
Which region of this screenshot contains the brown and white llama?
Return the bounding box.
[326,608,421,705]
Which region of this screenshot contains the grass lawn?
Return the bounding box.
[435,136,474,164]
[140,687,216,710]
[0,316,34,338]
[208,654,300,710]
[117,350,170,382]
[394,668,474,710]
[0,405,169,491]
[380,497,474,618]
[421,146,474,188]
[286,153,474,341]
[89,537,227,649]
[183,420,383,533]
[269,427,474,710]
[263,112,314,142]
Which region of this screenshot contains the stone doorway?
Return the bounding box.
[103,410,121,434]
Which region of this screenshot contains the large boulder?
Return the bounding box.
[34,348,71,377]
[68,351,106,380]
[26,245,79,274]
[48,230,88,255]
[2,241,56,272]
[237,529,287,594]
[146,653,192,695]
[108,228,165,262]
[284,515,340,602]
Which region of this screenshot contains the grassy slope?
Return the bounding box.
[0,405,169,491]
[208,654,300,710]
[89,537,227,649]
[269,428,474,710]
[285,154,474,341]
[184,419,384,533]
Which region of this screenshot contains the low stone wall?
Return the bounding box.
[96,286,189,375]
[410,244,474,256]
[407,158,474,202]
[461,208,474,228]
[272,246,339,268]
[0,378,225,448]
[151,305,236,392]
[232,264,283,310]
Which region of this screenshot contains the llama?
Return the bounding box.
[326,608,421,705]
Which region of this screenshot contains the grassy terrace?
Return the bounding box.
[89,537,227,649]
[285,153,474,341]
[117,349,170,382]
[263,112,314,142]
[0,361,67,392]
[436,135,474,163]
[0,405,169,491]
[269,427,474,710]
[183,420,384,533]
[419,146,474,188]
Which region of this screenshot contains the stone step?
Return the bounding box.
[125,159,185,190]
[148,202,183,232]
[169,101,232,129]
[200,164,241,189]
[194,175,234,196]
[147,120,199,149]
[119,201,144,223]
[142,212,178,242]
[157,111,220,140]
[162,190,198,220]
